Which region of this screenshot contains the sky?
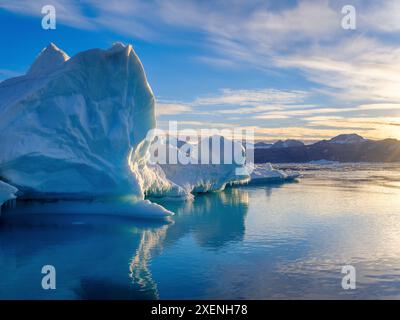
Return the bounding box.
[0,0,399,142]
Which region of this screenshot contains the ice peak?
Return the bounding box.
[107,42,134,56]
[111,42,126,50]
[27,43,70,76]
[47,42,58,50]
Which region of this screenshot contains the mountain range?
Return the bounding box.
[254,134,400,163]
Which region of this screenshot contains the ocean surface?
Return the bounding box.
[1,163,400,299]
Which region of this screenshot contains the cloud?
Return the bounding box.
[157,88,311,117]
[155,101,193,116]
[156,86,400,140]
[194,56,237,68]
[276,36,400,103]
[194,88,309,106]
[0,69,23,81]
[3,0,399,140]
[359,0,400,32]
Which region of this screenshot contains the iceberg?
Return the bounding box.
[249,163,300,184]
[0,42,251,218]
[0,180,18,212]
[0,42,183,202]
[152,135,250,194]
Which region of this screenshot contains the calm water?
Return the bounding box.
[1,163,400,299]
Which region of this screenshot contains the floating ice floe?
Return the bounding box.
[249,163,300,184]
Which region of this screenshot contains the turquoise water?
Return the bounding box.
[1,163,400,299]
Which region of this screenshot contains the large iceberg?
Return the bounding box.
[0,43,183,202]
[0,43,251,218]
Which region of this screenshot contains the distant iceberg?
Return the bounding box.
[249,163,299,184]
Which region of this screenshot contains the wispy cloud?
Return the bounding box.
[276,36,400,103]
[194,88,309,106]
[2,0,399,140]
[0,68,23,81]
[155,101,192,116]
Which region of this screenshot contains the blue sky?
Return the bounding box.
[0,0,399,141]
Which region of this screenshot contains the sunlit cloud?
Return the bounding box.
[194,88,309,106]
[155,102,192,116]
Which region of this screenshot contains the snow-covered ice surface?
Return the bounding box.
[249,163,300,184]
[0,180,18,209]
[328,134,367,144]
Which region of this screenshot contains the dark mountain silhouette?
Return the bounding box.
[271,139,305,149]
[254,134,400,163]
[254,141,273,149]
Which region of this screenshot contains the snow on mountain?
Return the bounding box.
[329,134,367,144]
[271,139,305,148]
[0,42,184,202]
[254,142,273,149]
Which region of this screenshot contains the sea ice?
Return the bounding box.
[249,163,300,183]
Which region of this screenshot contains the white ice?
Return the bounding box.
[250,163,300,183]
[0,180,18,209]
[151,135,250,194]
